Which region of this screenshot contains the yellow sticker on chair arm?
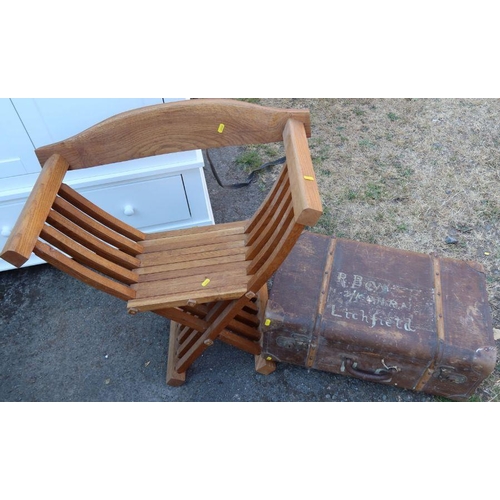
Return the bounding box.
[304,176,315,181]
[202,279,211,287]
[218,124,225,133]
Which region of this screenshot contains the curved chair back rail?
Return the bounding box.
[35,99,311,169]
[0,99,322,386]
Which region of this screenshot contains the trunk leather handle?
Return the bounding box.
[342,358,393,383]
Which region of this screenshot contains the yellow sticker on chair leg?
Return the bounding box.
[304,176,315,181]
[202,279,211,287]
[265,319,271,326]
[218,124,225,133]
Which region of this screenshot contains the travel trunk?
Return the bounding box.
[262,231,497,401]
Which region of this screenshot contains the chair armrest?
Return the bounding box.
[283,119,323,226]
[0,154,69,267]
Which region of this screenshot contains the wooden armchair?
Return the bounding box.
[0,99,323,386]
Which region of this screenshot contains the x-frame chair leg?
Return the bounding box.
[165,286,273,386]
[166,321,186,387]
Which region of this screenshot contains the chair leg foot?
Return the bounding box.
[255,354,276,375]
[254,284,276,375]
[166,321,186,387]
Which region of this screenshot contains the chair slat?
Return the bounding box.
[35,100,311,170]
[58,184,145,242]
[132,268,247,299]
[40,225,138,285]
[138,245,247,269]
[175,296,254,373]
[142,221,245,246]
[152,308,208,333]
[53,197,143,256]
[244,165,288,237]
[218,330,261,355]
[177,328,204,359]
[1,154,69,267]
[136,253,247,277]
[178,325,197,346]
[34,241,135,301]
[176,300,232,354]
[141,232,245,255]
[247,222,305,293]
[127,285,248,312]
[245,171,290,247]
[181,303,209,318]
[243,300,259,314]
[225,319,261,341]
[246,203,294,275]
[246,185,292,262]
[47,210,141,270]
[137,260,246,284]
[234,308,260,328]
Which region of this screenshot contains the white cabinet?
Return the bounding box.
[0,99,42,177]
[0,98,214,272]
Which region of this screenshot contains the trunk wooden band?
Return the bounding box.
[415,254,446,391]
[306,237,337,368]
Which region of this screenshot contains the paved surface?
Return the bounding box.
[0,147,437,402]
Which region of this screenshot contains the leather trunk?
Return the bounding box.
[262,231,497,401]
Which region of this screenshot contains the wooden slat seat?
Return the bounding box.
[0,99,323,387]
[129,221,249,311]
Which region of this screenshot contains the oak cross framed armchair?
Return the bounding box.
[0,99,323,386]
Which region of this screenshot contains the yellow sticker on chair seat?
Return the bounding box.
[304,176,315,181]
[202,279,211,287]
[218,124,225,133]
